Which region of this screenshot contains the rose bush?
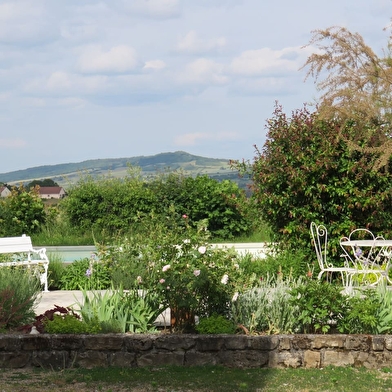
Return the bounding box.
[98,213,244,332]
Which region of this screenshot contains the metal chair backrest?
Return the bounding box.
[310,222,328,271]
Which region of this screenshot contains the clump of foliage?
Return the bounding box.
[0,184,46,237]
[196,314,236,334]
[99,213,242,332]
[0,268,41,331]
[36,305,100,334]
[289,280,350,334]
[239,105,392,262]
[75,287,161,334]
[58,258,111,290]
[340,284,392,334]
[47,254,65,290]
[62,168,251,240]
[231,275,302,335]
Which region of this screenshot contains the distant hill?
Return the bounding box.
[0,151,250,189]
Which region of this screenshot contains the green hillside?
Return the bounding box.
[0,151,250,189]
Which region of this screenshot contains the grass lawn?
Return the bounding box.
[0,365,391,391]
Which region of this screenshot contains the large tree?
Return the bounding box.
[248,104,392,260]
[302,25,392,170]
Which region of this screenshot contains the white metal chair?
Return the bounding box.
[310,222,356,287]
[340,228,388,286]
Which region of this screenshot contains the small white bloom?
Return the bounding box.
[162,264,171,272]
[198,246,206,254]
[136,276,142,284]
[159,278,165,284]
[183,239,191,244]
[232,292,239,302]
[221,274,229,285]
[193,269,201,277]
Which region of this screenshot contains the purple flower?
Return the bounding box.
[85,268,92,277]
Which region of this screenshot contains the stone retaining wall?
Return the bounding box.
[1,334,391,369]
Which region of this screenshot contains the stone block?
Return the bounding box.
[385,336,392,351]
[22,335,52,351]
[75,351,108,369]
[323,351,354,367]
[344,336,371,351]
[278,336,291,350]
[0,352,30,368]
[312,335,345,349]
[84,334,124,350]
[269,351,302,368]
[291,335,312,350]
[137,351,184,367]
[247,336,279,351]
[218,350,269,368]
[196,336,225,351]
[304,350,320,368]
[224,336,248,350]
[154,335,196,350]
[185,351,219,366]
[371,336,385,351]
[32,350,70,370]
[51,335,84,350]
[110,351,137,367]
[0,336,21,351]
[125,335,154,352]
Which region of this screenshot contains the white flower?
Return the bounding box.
[193,269,201,277]
[162,264,171,272]
[232,292,239,302]
[198,246,206,254]
[159,278,165,284]
[136,276,142,284]
[221,274,229,285]
[183,239,191,244]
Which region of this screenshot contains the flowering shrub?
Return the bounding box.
[100,214,243,332]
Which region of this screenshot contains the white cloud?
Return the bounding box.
[174,131,239,146]
[0,1,57,44]
[0,138,27,149]
[25,71,108,95]
[122,0,181,19]
[230,46,306,76]
[143,60,166,70]
[177,58,228,85]
[78,45,139,74]
[176,31,227,54]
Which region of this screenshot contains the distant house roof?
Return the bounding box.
[38,187,66,198]
[0,186,11,197]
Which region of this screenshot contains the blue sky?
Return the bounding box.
[0,0,390,173]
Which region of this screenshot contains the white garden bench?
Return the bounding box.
[0,235,49,292]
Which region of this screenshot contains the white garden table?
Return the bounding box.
[340,235,392,286]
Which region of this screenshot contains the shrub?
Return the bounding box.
[340,284,392,334]
[290,280,350,334]
[196,314,236,334]
[231,275,301,334]
[99,214,242,332]
[44,313,100,334]
[238,105,392,260]
[0,268,41,330]
[58,258,111,290]
[0,184,46,237]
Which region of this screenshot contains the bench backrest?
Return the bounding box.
[0,235,33,254]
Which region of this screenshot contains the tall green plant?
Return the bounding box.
[0,268,41,330]
[237,104,392,260]
[0,184,46,237]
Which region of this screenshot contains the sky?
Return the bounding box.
[0,0,391,173]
